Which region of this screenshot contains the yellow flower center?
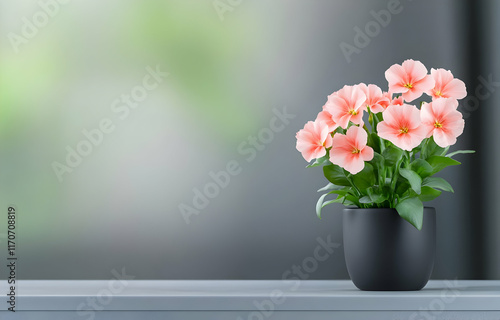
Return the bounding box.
[404,83,413,89]
[348,109,358,116]
[352,148,360,154]
[400,127,409,134]
[435,90,442,97]
[434,121,443,128]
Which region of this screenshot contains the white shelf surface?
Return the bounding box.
[1,280,499,311]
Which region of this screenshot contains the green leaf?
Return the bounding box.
[334,127,345,134]
[382,145,404,166]
[317,183,343,193]
[411,159,433,179]
[368,133,381,154]
[316,188,353,218]
[399,168,422,194]
[316,194,328,219]
[352,163,376,192]
[395,178,410,196]
[367,187,389,203]
[323,164,350,186]
[344,194,361,207]
[306,154,330,168]
[426,156,461,174]
[317,182,334,192]
[359,187,389,204]
[422,177,454,193]
[418,186,441,202]
[370,152,384,169]
[446,150,476,158]
[359,195,373,204]
[370,152,385,184]
[396,197,424,230]
[322,198,344,207]
[422,137,445,159]
[327,189,351,196]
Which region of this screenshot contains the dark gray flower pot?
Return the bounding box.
[343,207,436,291]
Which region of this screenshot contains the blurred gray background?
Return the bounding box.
[0,0,498,280]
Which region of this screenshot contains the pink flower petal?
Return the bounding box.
[329,126,370,174]
[419,98,465,147]
[433,129,457,148]
[427,68,467,100]
[296,120,332,162]
[377,104,425,151]
[343,155,365,175]
[326,85,366,129]
[385,60,434,102]
[385,64,409,93]
[346,125,368,148]
[402,59,428,82]
[360,146,374,161]
[442,79,467,100]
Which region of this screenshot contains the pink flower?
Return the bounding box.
[426,68,467,100]
[388,92,404,106]
[420,98,465,147]
[358,83,390,113]
[385,59,435,102]
[315,106,338,132]
[392,96,404,105]
[324,85,366,129]
[330,126,374,174]
[377,104,427,151]
[296,120,333,162]
[382,92,404,107]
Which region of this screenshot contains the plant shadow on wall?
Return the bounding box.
[296,59,474,230]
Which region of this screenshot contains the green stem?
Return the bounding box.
[372,112,385,153]
[367,108,374,133]
[371,111,379,134]
[390,156,405,207]
[422,138,430,159]
[383,167,387,186]
[404,151,411,168]
[346,175,362,197]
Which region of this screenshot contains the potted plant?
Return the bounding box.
[296,59,474,291]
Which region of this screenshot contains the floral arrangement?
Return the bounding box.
[296,59,474,230]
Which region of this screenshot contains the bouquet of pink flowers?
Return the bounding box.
[296,59,474,230]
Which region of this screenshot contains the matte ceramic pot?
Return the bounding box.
[343,207,436,291]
